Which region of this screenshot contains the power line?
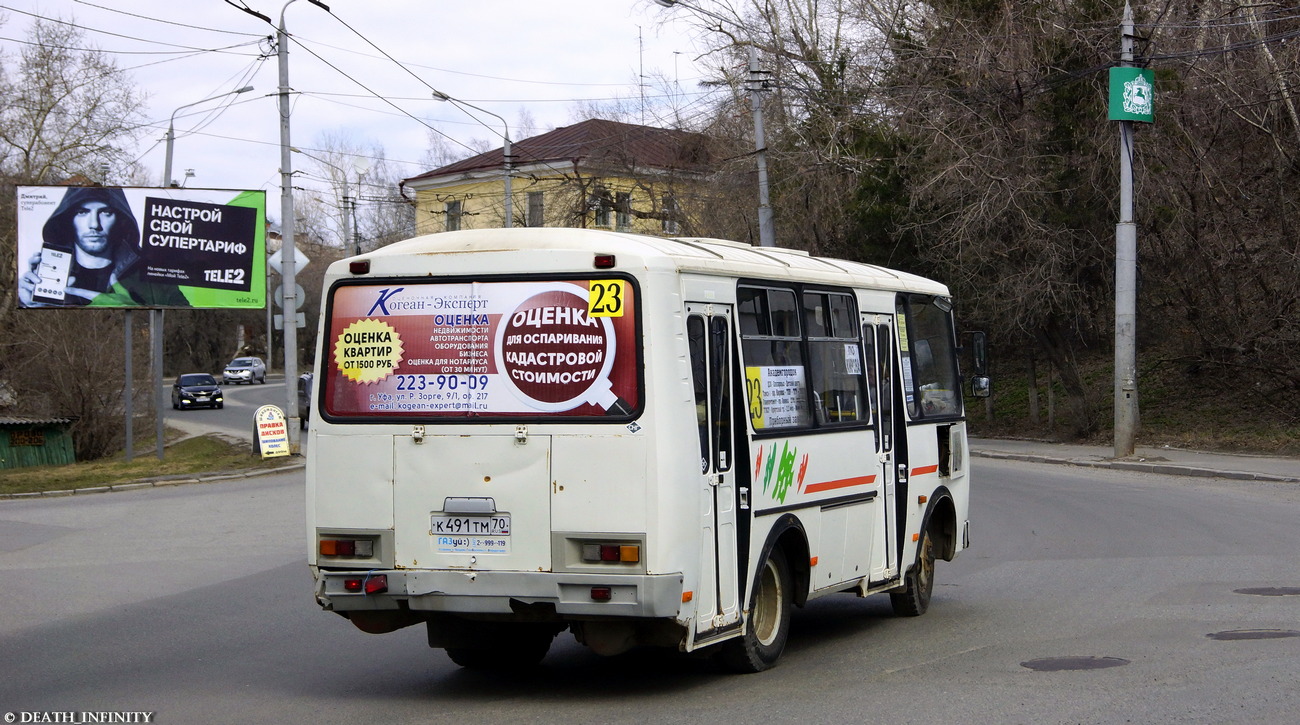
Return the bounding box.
[287,34,481,157]
[0,4,266,54]
[71,0,266,37]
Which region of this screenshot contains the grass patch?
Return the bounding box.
[0,433,296,496]
[968,347,1300,455]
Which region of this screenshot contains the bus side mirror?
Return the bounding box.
[968,331,990,398]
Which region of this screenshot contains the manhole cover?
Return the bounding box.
[1234,587,1300,597]
[1207,629,1300,641]
[1021,656,1131,672]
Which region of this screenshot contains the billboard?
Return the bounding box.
[15,186,267,309]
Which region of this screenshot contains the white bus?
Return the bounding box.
[307,228,985,672]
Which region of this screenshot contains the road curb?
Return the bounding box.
[0,461,306,501]
[971,449,1300,484]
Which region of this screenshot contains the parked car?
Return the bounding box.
[223,356,266,384]
[298,372,313,429]
[172,373,224,410]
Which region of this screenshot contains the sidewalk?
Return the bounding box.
[970,438,1300,483]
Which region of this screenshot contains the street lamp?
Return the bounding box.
[146,84,254,461]
[162,85,254,187]
[432,90,513,228]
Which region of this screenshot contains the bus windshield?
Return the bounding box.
[321,278,640,421]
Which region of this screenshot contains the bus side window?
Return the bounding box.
[688,315,710,473]
[805,291,866,425]
[862,324,879,429]
[739,286,810,430]
[708,316,732,472]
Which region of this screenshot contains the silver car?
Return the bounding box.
[222,356,266,384]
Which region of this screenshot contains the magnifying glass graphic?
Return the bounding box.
[493,285,631,414]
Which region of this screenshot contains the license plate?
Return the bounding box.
[430,514,511,536]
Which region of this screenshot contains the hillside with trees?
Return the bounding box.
[657,0,1298,451]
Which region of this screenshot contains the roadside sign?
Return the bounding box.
[274,312,306,330]
[254,405,290,458]
[273,282,306,310]
[268,246,310,275]
[1109,67,1154,122]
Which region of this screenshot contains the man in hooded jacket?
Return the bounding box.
[18,187,185,307]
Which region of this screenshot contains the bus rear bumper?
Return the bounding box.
[316,569,685,619]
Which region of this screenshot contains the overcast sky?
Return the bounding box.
[2,0,721,206]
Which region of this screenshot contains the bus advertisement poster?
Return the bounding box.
[15,186,266,309]
[323,279,640,418]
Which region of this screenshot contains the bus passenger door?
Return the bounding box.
[864,317,901,581]
[687,305,741,634]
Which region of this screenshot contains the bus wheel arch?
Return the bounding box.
[891,490,955,617]
[923,488,959,562]
[719,516,807,672]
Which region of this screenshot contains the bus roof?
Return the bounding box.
[335,228,949,296]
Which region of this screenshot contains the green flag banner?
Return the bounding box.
[1109,67,1155,123]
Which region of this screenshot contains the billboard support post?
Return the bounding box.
[124,310,133,462]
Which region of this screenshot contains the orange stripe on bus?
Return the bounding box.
[803,475,876,494]
[911,464,940,476]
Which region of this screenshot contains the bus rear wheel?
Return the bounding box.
[719,547,792,673]
[890,527,935,617]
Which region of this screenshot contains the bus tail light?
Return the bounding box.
[590,586,613,601]
[342,575,388,595]
[581,542,640,563]
[320,537,375,558]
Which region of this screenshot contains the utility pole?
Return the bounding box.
[277,0,302,449]
[655,0,775,247]
[748,47,775,247]
[1114,1,1139,458]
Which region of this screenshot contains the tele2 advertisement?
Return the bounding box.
[15,186,266,309]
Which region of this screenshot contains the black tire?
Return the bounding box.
[719,546,792,673]
[216,402,224,409]
[890,527,935,617]
[445,629,553,671]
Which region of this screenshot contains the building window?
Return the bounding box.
[594,190,611,227]
[662,195,680,235]
[527,191,544,227]
[616,192,631,231]
[445,200,462,232]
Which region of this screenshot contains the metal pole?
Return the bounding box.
[352,193,362,254]
[503,135,512,228]
[158,85,253,460]
[278,1,301,449]
[152,310,164,459]
[1114,1,1138,458]
[749,47,775,247]
[341,183,353,256]
[124,310,133,462]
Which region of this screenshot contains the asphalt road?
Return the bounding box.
[3,459,1300,723]
[164,375,306,450]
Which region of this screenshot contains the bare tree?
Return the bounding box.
[0,16,151,459]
